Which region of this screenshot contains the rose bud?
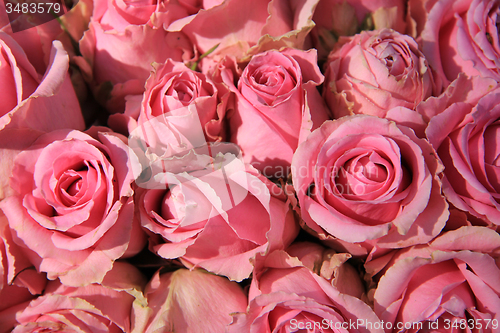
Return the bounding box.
[220,48,330,177]
[323,29,438,120]
[109,59,229,143]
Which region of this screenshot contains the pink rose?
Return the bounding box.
[382,74,499,138]
[421,0,500,85]
[228,247,383,333]
[0,284,39,333]
[0,32,84,132]
[426,86,500,225]
[109,59,228,143]
[1,12,64,76]
[1,6,91,106]
[371,226,500,332]
[151,0,224,30]
[176,0,319,71]
[76,0,196,112]
[137,147,299,281]
[0,212,47,295]
[132,268,247,333]
[0,212,48,333]
[0,286,36,333]
[0,128,146,286]
[292,115,449,249]
[123,68,231,192]
[311,0,407,59]
[8,262,145,333]
[323,29,438,120]
[219,48,330,177]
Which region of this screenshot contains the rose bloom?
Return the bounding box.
[137,146,299,281]
[292,115,449,249]
[0,128,146,286]
[0,7,65,76]
[7,262,145,333]
[219,48,330,177]
[383,74,499,138]
[0,212,48,333]
[421,0,500,85]
[0,212,47,295]
[76,0,196,112]
[369,226,500,332]
[0,32,83,132]
[311,0,407,59]
[426,86,500,225]
[109,59,228,143]
[323,29,437,120]
[177,0,318,71]
[151,0,224,30]
[228,245,383,333]
[132,268,247,333]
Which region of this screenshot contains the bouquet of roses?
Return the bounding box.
[1,0,500,331]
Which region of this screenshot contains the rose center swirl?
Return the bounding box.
[57,169,89,206]
[168,78,197,104]
[368,39,411,77]
[333,151,391,200]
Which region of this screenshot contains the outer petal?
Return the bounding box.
[137,268,247,333]
[1,40,84,132]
